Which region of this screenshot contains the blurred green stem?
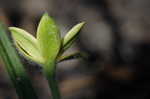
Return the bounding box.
[0,24,38,99]
[43,61,61,99]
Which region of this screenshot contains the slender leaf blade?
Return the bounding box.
[0,23,38,99]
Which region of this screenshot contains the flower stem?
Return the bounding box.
[43,61,61,99]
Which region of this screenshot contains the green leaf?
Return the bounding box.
[9,27,44,64]
[57,52,86,63]
[62,22,85,50]
[37,13,61,63]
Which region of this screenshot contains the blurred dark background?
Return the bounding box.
[0,0,150,99]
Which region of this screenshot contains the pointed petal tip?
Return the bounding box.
[41,12,52,20]
[80,21,86,25]
[43,12,49,17]
[9,27,18,31]
[44,12,48,15]
[78,22,86,27]
[9,27,26,33]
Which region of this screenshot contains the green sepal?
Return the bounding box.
[57,52,86,63]
[9,27,44,64]
[62,22,85,51]
[37,13,61,63]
